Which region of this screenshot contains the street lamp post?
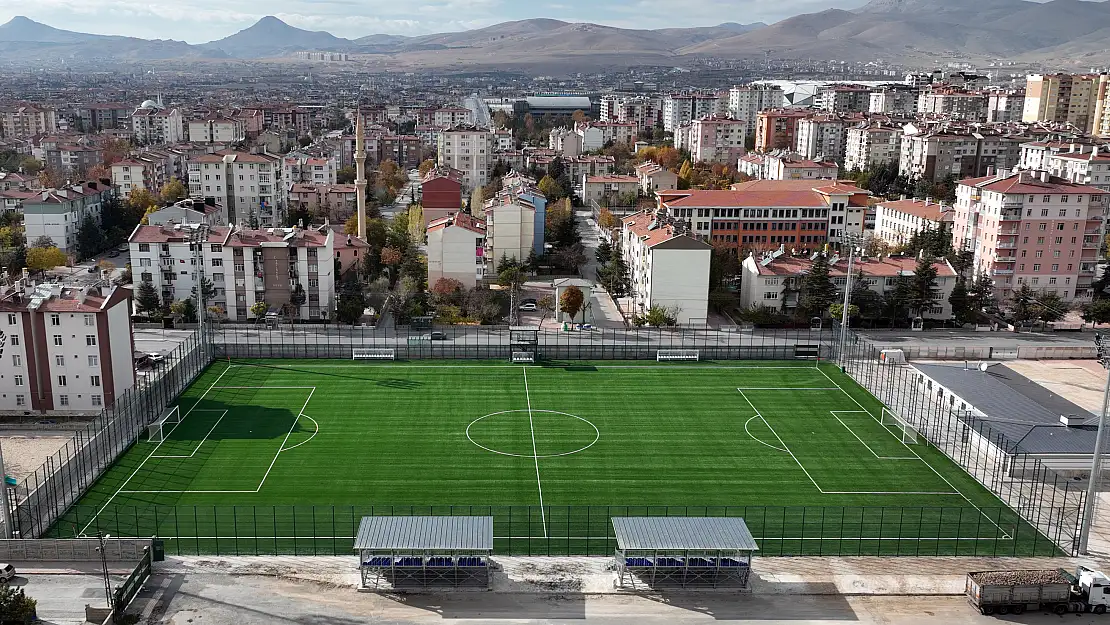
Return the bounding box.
[188,224,210,360]
[1079,332,1110,554]
[837,233,865,366]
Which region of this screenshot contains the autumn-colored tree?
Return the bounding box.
[38,167,63,189]
[127,188,158,213]
[418,159,436,177]
[470,187,485,217]
[656,146,681,170]
[524,113,535,132]
[344,214,360,235]
[679,160,694,183]
[86,164,110,182]
[538,175,563,201]
[407,204,424,241]
[380,246,402,266]
[160,178,188,204]
[559,285,585,322]
[140,205,160,225]
[26,246,67,272]
[572,110,588,125]
[249,301,270,319]
[598,208,620,230]
[18,157,42,175]
[102,139,131,166]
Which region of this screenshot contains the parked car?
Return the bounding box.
[421,331,448,341]
[86,266,98,273]
[108,250,120,258]
[0,563,16,581]
[518,302,538,312]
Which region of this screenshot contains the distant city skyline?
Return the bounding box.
[1,0,877,43]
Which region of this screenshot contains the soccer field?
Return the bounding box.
[47,359,1055,556]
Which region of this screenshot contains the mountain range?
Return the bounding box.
[2,0,1110,69]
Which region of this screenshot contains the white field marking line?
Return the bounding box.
[829,411,921,461]
[254,387,316,493]
[816,367,1012,540]
[744,415,788,453]
[157,535,1015,542]
[737,387,841,390]
[119,489,258,494]
[522,367,547,538]
[737,389,825,493]
[79,365,234,535]
[151,410,229,459]
[279,414,319,452]
[212,386,317,389]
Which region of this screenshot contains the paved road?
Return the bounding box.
[464,93,492,127]
[860,328,1097,348]
[21,571,127,625]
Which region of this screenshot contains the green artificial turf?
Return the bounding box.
[47,360,1059,556]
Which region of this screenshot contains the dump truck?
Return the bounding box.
[966,567,1110,615]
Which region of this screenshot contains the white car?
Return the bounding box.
[0,563,16,581]
[518,302,538,312]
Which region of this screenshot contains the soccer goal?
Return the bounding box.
[148,405,182,443]
[656,349,700,362]
[881,406,920,444]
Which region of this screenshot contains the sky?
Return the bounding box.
[0,0,875,43]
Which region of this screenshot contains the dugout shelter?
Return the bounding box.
[353,516,493,589]
[612,517,758,589]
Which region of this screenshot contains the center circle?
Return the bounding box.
[466,410,600,458]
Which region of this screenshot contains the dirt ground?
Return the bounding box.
[0,431,75,481]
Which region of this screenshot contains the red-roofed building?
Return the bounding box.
[420,167,465,227]
[287,183,357,223]
[0,279,134,414]
[874,197,952,247]
[740,252,958,319]
[283,154,338,185]
[621,212,712,324]
[953,170,1106,304]
[426,212,486,288]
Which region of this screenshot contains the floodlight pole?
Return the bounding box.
[190,224,210,361]
[837,233,863,366]
[0,442,11,539]
[1079,335,1110,554]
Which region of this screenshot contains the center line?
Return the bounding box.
[522,367,547,538]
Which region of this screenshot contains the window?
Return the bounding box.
[212,258,223,267]
[763,292,779,299]
[84,314,94,326]
[88,355,98,367]
[1052,264,1059,272]
[1054,250,1061,257]
[138,243,150,252]
[13,375,22,387]
[52,335,62,346]
[15,395,24,407]
[90,375,100,387]
[10,355,19,367]
[1038,223,1047,231]
[9,334,17,346]
[57,375,67,387]
[139,258,151,267]
[86,335,96,346]
[6,313,14,325]
[1033,264,1041,271]
[1035,251,1043,258]
[1057,223,1065,231]
[59,395,68,407]
[49,313,60,326]
[91,395,102,407]
[1037,237,1044,244]
[1050,277,1058,285]
[1056,237,1064,244]
[54,354,64,366]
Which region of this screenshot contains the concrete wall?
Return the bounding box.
[0,538,151,561]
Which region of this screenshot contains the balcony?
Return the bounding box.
[991,269,1015,276]
[1000,212,1022,221]
[994,256,1016,263]
[996,242,1016,249]
[999,229,1019,235]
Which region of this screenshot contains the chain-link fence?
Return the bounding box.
[837,331,1086,556]
[51,503,1058,557]
[13,331,208,539]
[210,324,838,361]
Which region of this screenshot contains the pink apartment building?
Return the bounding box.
[952,170,1106,304]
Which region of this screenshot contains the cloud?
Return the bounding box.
[0,0,878,42]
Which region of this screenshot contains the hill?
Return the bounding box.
[203,16,353,58]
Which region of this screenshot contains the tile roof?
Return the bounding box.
[585,175,638,184]
[751,254,956,278]
[427,211,486,235]
[959,172,1103,194]
[621,212,706,249]
[878,198,950,221]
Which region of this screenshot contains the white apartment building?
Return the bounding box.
[0,280,134,415]
[764,153,839,181]
[739,252,958,319]
[186,151,282,227]
[483,192,537,263]
[433,107,474,128]
[675,117,746,164]
[1023,74,1108,135]
[845,124,903,172]
[899,129,1022,183]
[581,175,639,206]
[917,90,988,121]
[873,197,951,247]
[795,115,852,163]
[951,170,1105,304]
[22,181,115,255]
[283,154,338,185]
[131,107,184,145]
[1044,149,1110,191]
[662,93,724,132]
[188,116,246,144]
[426,212,486,288]
[600,96,661,132]
[869,87,919,116]
[986,89,1026,123]
[1019,141,1099,171]
[588,121,637,146]
[129,223,335,321]
[437,126,496,191]
[816,86,872,114]
[621,212,712,324]
[634,161,678,195]
[0,105,57,139]
[727,85,785,137]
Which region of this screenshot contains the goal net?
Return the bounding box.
[148,405,182,443]
[881,406,919,444]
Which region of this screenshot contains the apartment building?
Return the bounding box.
[816,85,872,114]
[918,89,988,122]
[657,180,871,250]
[1043,149,1110,191]
[899,128,1023,183]
[23,181,115,255]
[111,160,158,197]
[589,121,637,146]
[951,170,1106,303]
[621,212,712,325]
[845,123,903,172]
[582,175,639,206]
[795,114,855,163]
[599,96,661,132]
[71,103,131,132]
[739,252,958,319]
[437,125,495,191]
[661,93,724,132]
[44,143,103,178]
[0,279,134,414]
[634,161,678,195]
[145,200,223,227]
[0,105,57,139]
[283,154,338,185]
[986,89,1026,123]
[765,153,839,181]
[727,85,786,137]
[1023,74,1108,135]
[131,107,184,145]
[287,184,357,223]
[755,109,810,152]
[873,197,951,247]
[869,86,919,116]
[426,212,486,288]
[483,172,546,260]
[186,150,283,226]
[675,117,746,164]
[188,115,247,144]
[433,107,474,128]
[1019,140,1099,170]
[129,223,335,321]
[420,167,464,226]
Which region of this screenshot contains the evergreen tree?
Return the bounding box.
[135,278,162,317]
[968,273,998,314]
[75,214,105,260]
[1010,284,1038,323]
[949,278,974,324]
[595,239,612,264]
[799,253,837,317]
[907,255,939,316]
[1033,290,1068,322]
[336,276,368,325]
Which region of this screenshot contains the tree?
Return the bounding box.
[559,285,585,322]
[829,303,860,320]
[18,156,43,174]
[572,110,588,125]
[524,248,540,275]
[642,305,678,327]
[1010,284,1038,324]
[192,277,216,304]
[595,239,612,264]
[431,277,465,308]
[538,175,563,202]
[470,187,484,217]
[1083,299,1110,324]
[102,138,131,166]
[949,278,975,324]
[127,188,159,214]
[26,246,66,272]
[850,286,884,321]
[287,283,307,320]
[598,208,620,230]
[336,275,368,325]
[336,166,357,184]
[75,214,105,260]
[537,294,555,324]
[343,214,360,235]
[1033,290,1068,322]
[0,585,37,622]
[799,253,838,317]
[407,204,424,242]
[250,301,270,319]
[907,255,939,317]
[170,298,197,323]
[135,278,162,316]
[418,159,436,177]
[678,160,694,187]
[968,273,998,314]
[30,235,54,249]
[160,178,187,204]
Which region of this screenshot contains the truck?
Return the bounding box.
[966,567,1110,615]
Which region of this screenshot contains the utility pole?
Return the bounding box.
[837,233,864,366]
[96,531,113,610]
[189,224,210,360]
[1080,332,1110,554]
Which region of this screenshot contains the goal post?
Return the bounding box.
[656,349,700,362]
[147,405,181,443]
[881,406,919,444]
